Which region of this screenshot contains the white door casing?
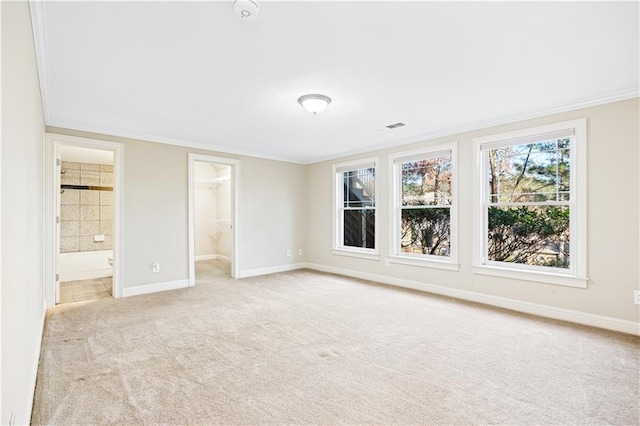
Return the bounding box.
[45,133,124,307]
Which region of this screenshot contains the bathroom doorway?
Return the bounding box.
[45,134,123,307]
[58,146,114,303]
[188,154,240,285]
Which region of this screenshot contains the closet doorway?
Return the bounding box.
[188,154,240,285]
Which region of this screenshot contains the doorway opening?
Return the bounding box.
[188,154,240,285]
[58,146,114,303]
[45,134,123,307]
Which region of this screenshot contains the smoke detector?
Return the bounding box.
[233,0,259,21]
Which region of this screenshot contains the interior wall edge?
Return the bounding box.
[2,1,47,424]
[23,301,46,425]
[0,1,3,420]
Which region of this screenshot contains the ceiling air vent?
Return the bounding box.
[385,122,406,129]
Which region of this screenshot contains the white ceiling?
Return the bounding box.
[32,1,639,164]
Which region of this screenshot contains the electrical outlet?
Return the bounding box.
[634,290,640,305]
[152,261,160,273]
[384,258,390,267]
[298,249,303,256]
[286,250,291,257]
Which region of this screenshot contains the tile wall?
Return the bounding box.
[60,161,113,253]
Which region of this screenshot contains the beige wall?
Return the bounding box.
[194,162,218,258]
[46,127,308,287]
[306,98,640,323]
[239,155,307,270]
[1,2,47,423]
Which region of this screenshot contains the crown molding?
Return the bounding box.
[44,89,640,166]
[305,89,639,164]
[46,120,301,164]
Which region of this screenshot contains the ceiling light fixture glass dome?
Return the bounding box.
[298,94,331,114]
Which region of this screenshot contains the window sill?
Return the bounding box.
[472,264,588,288]
[387,256,459,271]
[332,248,380,261]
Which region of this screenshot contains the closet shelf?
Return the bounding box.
[195,176,230,187]
[211,219,231,233]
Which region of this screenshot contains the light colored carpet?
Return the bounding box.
[32,260,639,425]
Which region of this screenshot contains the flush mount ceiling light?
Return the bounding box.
[298,94,331,115]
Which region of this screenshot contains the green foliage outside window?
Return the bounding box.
[488,205,570,268]
[487,138,571,268]
[400,156,451,256]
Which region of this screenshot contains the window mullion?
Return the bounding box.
[490,201,570,207]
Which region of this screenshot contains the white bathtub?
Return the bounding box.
[59,250,113,282]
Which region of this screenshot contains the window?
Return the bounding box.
[473,119,587,287]
[389,144,458,270]
[333,158,379,259]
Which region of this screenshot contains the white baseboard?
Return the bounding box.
[121,279,189,298]
[195,254,217,261]
[60,268,112,282]
[195,254,231,262]
[238,263,306,279]
[24,300,47,425]
[304,263,640,336]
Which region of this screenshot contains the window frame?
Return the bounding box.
[332,157,380,260]
[388,143,459,271]
[472,118,587,288]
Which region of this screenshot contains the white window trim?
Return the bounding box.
[388,143,459,271]
[472,118,588,288]
[332,157,380,261]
